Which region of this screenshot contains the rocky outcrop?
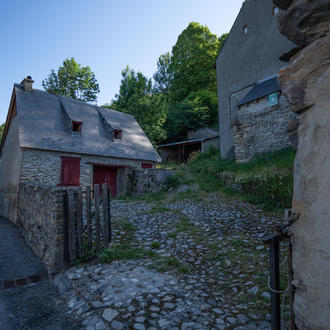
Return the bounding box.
[277,0,330,46]
[276,0,330,328]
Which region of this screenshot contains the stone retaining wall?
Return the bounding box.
[131,169,173,194]
[18,182,67,273]
[232,95,296,162]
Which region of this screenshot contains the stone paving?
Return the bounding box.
[55,191,285,329]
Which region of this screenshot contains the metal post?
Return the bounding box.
[270,238,281,330]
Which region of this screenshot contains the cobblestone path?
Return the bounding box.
[55,192,284,329]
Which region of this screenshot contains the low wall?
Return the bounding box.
[132,169,173,194]
[232,95,296,162]
[18,183,67,273]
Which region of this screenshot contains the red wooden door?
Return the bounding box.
[93,166,117,197]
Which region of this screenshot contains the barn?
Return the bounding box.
[0,77,161,223]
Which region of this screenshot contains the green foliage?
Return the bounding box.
[165,89,218,142]
[150,241,161,249]
[234,171,293,208]
[99,244,155,263]
[118,220,135,232]
[169,22,220,104]
[149,256,191,274]
[109,66,167,145]
[153,52,173,99]
[216,147,296,174]
[189,146,295,209]
[218,33,229,52]
[108,22,225,145]
[0,123,5,143]
[149,205,170,213]
[167,175,181,188]
[42,57,100,102]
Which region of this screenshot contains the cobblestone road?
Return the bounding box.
[55,191,285,329]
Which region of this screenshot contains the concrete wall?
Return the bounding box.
[18,183,66,273]
[0,116,22,223]
[20,149,150,197]
[232,94,296,162]
[216,0,295,158]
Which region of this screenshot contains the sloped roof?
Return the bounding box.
[159,135,219,148]
[237,76,280,106]
[14,84,161,162]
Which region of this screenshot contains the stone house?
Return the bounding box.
[0,77,161,223]
[216,0,298,161]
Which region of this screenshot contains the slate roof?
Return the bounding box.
[159,135,219,148]
[14,84,161,162]
[237,76,280,106]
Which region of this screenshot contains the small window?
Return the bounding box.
[142,163,152,169]
[242,25,248,34]
[114,129,122,140]
[60,157,81,186]
[272,6,279,15]
[72,121,82,133]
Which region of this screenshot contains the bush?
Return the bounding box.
[235,170,293,208]
[188,146,295,209]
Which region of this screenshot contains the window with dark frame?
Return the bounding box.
[72,121,82,133]
[242,25,248,34]
[114,129,122,140]
[272,5,279,15]
[59,156,81,186]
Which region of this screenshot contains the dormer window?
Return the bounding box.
[72,121,82,133]
[114,129,122,140]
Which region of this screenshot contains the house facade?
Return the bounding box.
[216,0,297,161]
[0,77,161,223]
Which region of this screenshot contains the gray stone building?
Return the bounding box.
[0,77,161,223]
[216,0,297,161]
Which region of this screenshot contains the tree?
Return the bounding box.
[153,52,173,99]
[218,33,229,52]
[169,22,220,104]
[109,66,167,145]
[0,123,4,142]
[165,89,218,142]
[42,57,100,102]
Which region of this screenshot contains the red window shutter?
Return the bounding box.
[141,163,152,169]
[60,157,81,186]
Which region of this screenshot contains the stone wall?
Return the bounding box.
[276,0,330,328]
[232,95,296,162]
[17,182,66,273]
[20,149,147,197]
[0,116,22,224]
[131,169,173,194]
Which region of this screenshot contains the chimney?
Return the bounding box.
[20,76,34,92]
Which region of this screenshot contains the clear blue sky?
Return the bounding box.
[0,0,243,124]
